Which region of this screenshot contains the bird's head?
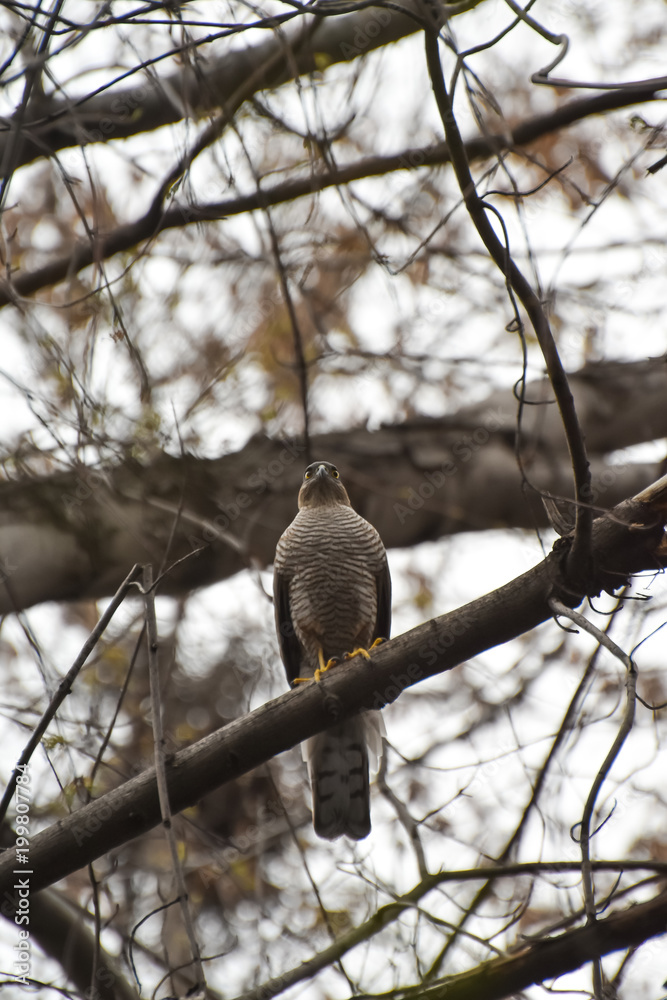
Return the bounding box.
[298,461,352,509]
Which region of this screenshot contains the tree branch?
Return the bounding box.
[1,79,664,308]
[424,22,593,588]
[0,2,422,176]
[408,883,667,1000]
[0,473,664,898]
[0,358,665,614]
[233,861,667,1000]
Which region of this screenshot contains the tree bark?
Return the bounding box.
[0,358,664,614]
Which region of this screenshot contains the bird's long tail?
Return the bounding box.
[305,712,384,840]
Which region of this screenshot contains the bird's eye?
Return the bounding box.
[304,471,312,479]
[331,469,339,479]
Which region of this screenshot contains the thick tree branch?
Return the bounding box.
[0,472,664,898]
[0,2,422,176]
[0,358,665,614]
[1,888,140,1000]
[0,79,664,308]
[411,883,667,1000]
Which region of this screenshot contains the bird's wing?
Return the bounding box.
[273,567,303,685]
[374,556,392,642]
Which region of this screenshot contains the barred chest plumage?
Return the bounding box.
[275,504,385,668]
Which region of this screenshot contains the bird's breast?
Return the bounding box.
[280,507,384,660]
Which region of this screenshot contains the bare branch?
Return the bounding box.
[1,80,664,309]
[0,563,143,826]
[424,598,624,979]
[231,860,667,1000]
[405,883,667,1000]
[144,564,206,996]
[0,472,664,898]
[0,2,422,175]
[377,752,429,880]
[423,19,593,587]
[550,597,638,999]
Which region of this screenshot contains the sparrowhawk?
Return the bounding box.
[274,461,391,839]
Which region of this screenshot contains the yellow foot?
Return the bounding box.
[293,649,338,685]
[344,647,371,662]
[343,637,386,662]
[314,652,338,682]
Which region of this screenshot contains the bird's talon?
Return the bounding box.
[314,656,339,681]
[344,646,371,661]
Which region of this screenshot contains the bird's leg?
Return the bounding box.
[314,647,339,681]
[343,637,386,662]
[294,641,384,684]
[293,647,338,684]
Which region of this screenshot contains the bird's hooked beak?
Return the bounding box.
[315,464,328,479]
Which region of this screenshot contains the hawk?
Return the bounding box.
[274,461,391,840]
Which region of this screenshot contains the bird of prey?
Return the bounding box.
[274,460,391,840]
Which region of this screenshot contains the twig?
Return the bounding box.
[2,80,664,310]
[89,622,145,787]
[549,598,635,669]
[423,594,626,980]
[549,597,636,1000]
[143,564,206,996]
[0,0,65,210]
[0,562,143,826]
[264,212,312,464]
[87,862,102,1000]
[377,753,429,879]
[230,859,667,1000]
[144,9,318,234]
[422,17,593,586]
[232,112,312,461]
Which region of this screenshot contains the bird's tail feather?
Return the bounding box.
[305,712,384,840]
